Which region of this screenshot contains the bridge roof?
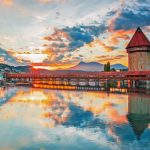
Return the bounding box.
[126,27,150,49]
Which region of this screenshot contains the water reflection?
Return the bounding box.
[0,87,18,105]
[127,93,150,140]
[0,87,149,150]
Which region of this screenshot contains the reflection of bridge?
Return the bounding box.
[5,71,150,89]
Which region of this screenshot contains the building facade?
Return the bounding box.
[126,27,150,71]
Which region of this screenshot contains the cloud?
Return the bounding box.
[42,23,106,64]
[1,0,150,68]
[38,0,65,3]
[114,8,150,30]
[107,0,125,32]
[97,55,126,62]
[0,48,19,65]
[96,50,127,65]
[108,0,150,31]
[88,39,116,52]
[0,0,13,6]
[107,29,134,46]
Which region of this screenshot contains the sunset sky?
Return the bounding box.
[0,0,150,69]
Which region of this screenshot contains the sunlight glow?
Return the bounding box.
[15,54,48,63]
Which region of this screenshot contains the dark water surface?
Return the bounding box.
[0,86,150,150]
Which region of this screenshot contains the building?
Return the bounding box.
[126,27,150,71]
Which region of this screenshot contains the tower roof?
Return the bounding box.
[126,27,150,49]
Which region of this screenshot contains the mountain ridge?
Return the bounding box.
[67,62,128,71]
[0,62,128,72]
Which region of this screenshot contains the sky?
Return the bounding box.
[0,0,150,69]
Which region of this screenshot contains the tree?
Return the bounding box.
[104,64,107,71]
[111,68,116,71]
[107,62,110,72]
[104,62,111,72]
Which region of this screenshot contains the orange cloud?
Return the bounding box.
[0,57,5,63]
[32,62,75,70]
[38,0,65,3]
[88,39,114,52]
[107,29,134,46]
[1,0,13,6]
[43,29,71,43]
[107,108,128,124]
[96,51,128,66]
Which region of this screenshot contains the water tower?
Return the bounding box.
[126,27,150,71]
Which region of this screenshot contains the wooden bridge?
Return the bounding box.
[4,71,150,90]
[5,71,150,80]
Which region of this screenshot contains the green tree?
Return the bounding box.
[107,62,110,72]
[104,64,107,71]
[111,68,116,72]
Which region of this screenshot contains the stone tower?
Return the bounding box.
[126,27,150,71]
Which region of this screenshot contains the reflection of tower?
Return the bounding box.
[126,27,150,71]
[127,93,150,139]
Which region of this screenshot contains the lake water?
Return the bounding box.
[0,86,150,150]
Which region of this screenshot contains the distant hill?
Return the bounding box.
[0,62,128,73]
[111,64,128,70]
[14,65,32,72]
[68,62,104,71]
[0,63,31,73]
[67,62,128,71]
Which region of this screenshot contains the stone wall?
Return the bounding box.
[128,50,150,71]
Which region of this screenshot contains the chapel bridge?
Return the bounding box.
[5,71,150,90]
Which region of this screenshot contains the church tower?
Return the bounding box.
[126,27,150,71]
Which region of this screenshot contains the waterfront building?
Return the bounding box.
[126,27,150,71]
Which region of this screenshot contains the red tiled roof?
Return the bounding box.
[126,27,150,49]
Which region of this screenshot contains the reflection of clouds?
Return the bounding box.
[0,0,13,6]
[0,88,71,128]
[30,126,119,150]
[0,87,150,149]
[0,87,128,130]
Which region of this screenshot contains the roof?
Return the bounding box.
[126,27,150,49]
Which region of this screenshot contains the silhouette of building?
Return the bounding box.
[127,93,150,139]
[126,27,150,71]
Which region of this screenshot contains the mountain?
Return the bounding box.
[67,62,128,71]
[14,65,32,72]
[68,62,104,71]
[111,64,128,70]
[0,62,128,73]
[0,63,31,73]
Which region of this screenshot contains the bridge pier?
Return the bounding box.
[117,80,121,88]
[131,80,136,88]
[135,80,140,88]
[52,80,56,85]
[105,79,111,89]
[127,80,131,88]
[122,80,125,87]
[146,81,150,89]
[95,79,99,87]
[63,79,69,86]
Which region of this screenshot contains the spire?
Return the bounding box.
[126,27,150,49]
